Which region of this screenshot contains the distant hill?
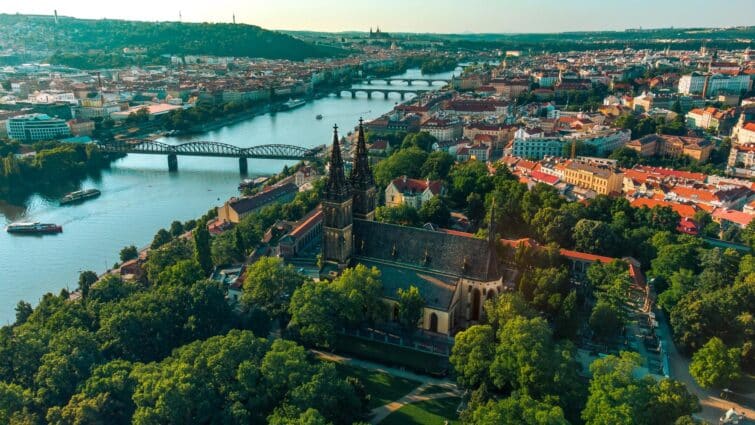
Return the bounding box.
[0,14,344,67]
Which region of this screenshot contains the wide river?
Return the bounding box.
[0,67,458,324]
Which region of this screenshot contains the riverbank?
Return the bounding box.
[0,66,455,324]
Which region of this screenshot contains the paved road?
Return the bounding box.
[656,309,754,423]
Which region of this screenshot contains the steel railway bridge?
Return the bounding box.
[99,140,324,173]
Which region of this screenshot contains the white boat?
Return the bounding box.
[282,98,306,110]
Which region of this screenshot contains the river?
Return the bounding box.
[0,67,459,324]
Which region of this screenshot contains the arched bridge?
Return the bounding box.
[99,140,324,173]
[365,77,450,86]
[333,88,432,100]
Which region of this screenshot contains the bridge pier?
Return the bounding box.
[167,154,178,172]
[400,92,406,100]
[383,92,389,100]
[406,80,413,86]
[427,80,433,86]
[335,91,342,97]
[239,157,248,175]
[367,91,372,99]
[366,79,372,85]
[351,91,356,99]
[386,80,392,85]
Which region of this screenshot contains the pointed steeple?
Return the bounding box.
[325,124,350,201]
[350,117,374,188]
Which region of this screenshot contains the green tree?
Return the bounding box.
[582,352,699,425]
[77,270,98,299]
[34,328,103,407]
[418,197,450,226]
[420,150,455,180]
[589,301,623,341]
[396,285,424,331]
[373,147,429,188]
[150,228,172,249]
[450,325,495,389]
[155,259,203,286]
[689,337,741,389]
[609,147,641,168]
[466,392,569,425]
[465,192,486,225]
[574,219,619,256]
[193,224,213,275]
[288,281,339,346]
[169,220,185,237]
[375,204,421,227]
[243,257,305,318]
[401,131,437,151]
[14,301,33,326]
[119,245,138,262]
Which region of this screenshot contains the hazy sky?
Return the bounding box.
[2,0,754,33]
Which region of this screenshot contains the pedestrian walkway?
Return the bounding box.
[368,382,461,424]
[312,349,454,385]
[311,350,461,424]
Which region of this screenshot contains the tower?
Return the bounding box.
[322,125,353,269]
[350,118,377,220]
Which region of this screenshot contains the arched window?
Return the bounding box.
[471,288,481,321]
[429,313,438,333]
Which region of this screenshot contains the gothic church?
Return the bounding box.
[322,120,509,335]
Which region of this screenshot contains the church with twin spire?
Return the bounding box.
[321,120,510,335]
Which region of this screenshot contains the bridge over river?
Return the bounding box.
[99,140,325,173]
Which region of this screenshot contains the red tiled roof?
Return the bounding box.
[390,176,443,195]
[630,198,698,219]
[713,209,755,227]
[559,249,615,263]
[289,206,323,238]
[530,170,560,185]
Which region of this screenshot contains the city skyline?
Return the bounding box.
[2,0,755,34]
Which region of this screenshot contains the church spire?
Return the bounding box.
[350,117,374,188]
[325,124,350,201]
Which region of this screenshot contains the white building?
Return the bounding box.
[420,118,462,142]
[6,113,71,142]
[678,73,752,97]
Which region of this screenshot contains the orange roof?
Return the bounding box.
[289,207,323,238]
[630,198,698,219]
[712,209,755,227]
[744,122,755,132]
[559,249,615,263]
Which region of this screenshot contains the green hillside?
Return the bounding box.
[0,14,343,67]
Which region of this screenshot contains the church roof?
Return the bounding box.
[352,219,500,282]
[356,259,458,310]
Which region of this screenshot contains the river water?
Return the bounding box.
[0,67,458,324]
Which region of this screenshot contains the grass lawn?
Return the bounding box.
[334,335,449,376]
[333,362,421,409]
[380,397,462,425]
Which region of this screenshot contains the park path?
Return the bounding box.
[368,382,461,424]
[312,349,455,385]
[311,350,461,424]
